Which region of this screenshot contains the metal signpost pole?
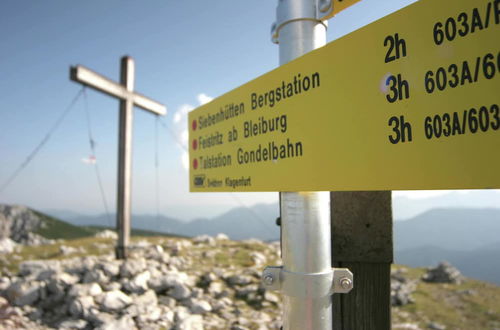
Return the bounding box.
[272,1,336,329]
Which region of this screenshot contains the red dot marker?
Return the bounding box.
[193,158,198,169]
[192,139,198,150]
[191,120,197,131]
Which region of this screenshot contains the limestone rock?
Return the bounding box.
[0,238,16,254]
[58,318,89,330]
[68,283,103,298]
[428,322,446,330]
[422,261,464,284]
[59,245,78,256]
[393,324,422,330]
[391,269,416,306]
[170,283,191,300]
[207,281,223,296]
[98,290,132,312]
[249,252,266,267]
[263,291,280,304]
[68,296,95,318]
[193,235,216,246]
[0,276,11,292]
[176,314,204,330]
[123,270,150,294]
[126,289,158,316]
[215,233,229,241]
[83,269,108,284]
[227,275,253,287]
[120,258,147,278]
[6,281,41,306]
[188,299,212,314]
[96,315,137,330]
[19,260,60,277]
[99,261,120,278]
[94,230,118,239]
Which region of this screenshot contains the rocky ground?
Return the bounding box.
[0,233,283,329]
[0,230,498,329]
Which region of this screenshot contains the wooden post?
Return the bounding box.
[70,56,166,259]
[330,191,393,329]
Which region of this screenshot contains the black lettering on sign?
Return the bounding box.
[433,1,500,45]
[424,104,499,139]
[386,74,410,103]
[424,51,500,94]
[384,33,407,63]
[388,115,413,144]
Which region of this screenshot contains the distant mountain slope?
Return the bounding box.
[396,242,500,285]
[392,190,500,220]
[0,204,96,241]
[32,210,97,239]
[394,208,500,251]
[181,203,279,240]
[62,203,280,241]
[394,208,500,285]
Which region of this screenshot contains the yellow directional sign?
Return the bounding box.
[189,0,500,192]
[324,0,362,20]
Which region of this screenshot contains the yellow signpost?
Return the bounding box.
[326,0,362,20]
[189,0,500,192]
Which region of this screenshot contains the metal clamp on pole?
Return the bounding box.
[262,266,353,297]
[271,0,332,43]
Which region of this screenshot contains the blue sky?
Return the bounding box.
[1,0,498,220]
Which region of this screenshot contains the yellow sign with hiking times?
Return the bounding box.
[189,0,500,192]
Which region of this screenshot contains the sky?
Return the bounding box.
[0,0,498,221]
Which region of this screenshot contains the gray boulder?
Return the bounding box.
[422,261,464,284]
[120,258,147,278]
[391,269,417,306]
[96,315,137,330]
[19,260,61,277]
[193,235,216,246]
[176,314,204,330]
[83,268,108,284]
[60,245,79,256]
[99,261,120,278]
[170,283,192,300]
[0,238,16,253]
[187,298,212,314]
[58,318,89,330]
[68,283,103,298]
[6,281,41,306]
[227,275,253,287]
[0,276,11,292]
[125,289,158,316]
[98,290,132,312]
[94,230,118,239]
[123,270,150,294]
[69,295,95,318]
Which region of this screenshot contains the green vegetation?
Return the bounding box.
[83,225,188,238]
[32,210,186,240]
[33,211,96,239]
[393,265,500,330]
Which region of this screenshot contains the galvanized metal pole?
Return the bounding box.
[116,57,134,260]
[274,1,331,329]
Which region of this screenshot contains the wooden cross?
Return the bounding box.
[70,56,166,259]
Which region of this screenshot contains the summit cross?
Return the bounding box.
[70,56,166,259]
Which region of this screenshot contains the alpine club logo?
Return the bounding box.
[193,175,206,187]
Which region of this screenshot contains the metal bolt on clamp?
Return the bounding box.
[262,266,353,298]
